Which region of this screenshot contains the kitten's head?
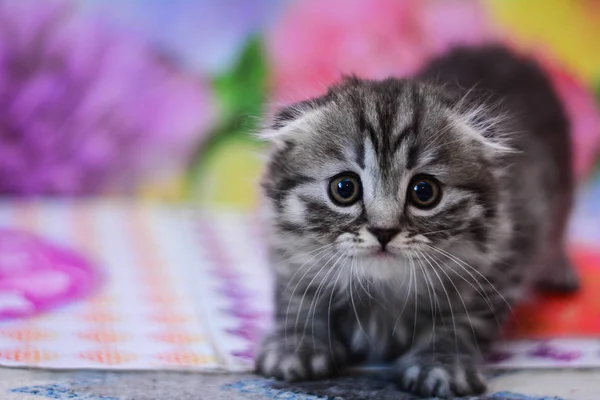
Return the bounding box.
[262,77,509,280]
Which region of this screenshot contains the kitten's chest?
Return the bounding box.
[334,294,412,361]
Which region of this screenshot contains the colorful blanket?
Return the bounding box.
[0,196,597,372]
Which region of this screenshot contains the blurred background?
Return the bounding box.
[1,0,599,211]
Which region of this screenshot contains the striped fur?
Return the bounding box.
[256,46,577,398]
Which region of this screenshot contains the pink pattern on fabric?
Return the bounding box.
[0,229,101,320]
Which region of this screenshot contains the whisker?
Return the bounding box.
[282,243,335,292]
[425,244,514,317]
[293,249,342,342]
[410,255,419,351]
[420,228,457,236]
[428,250,503,331]
[284,245,336,343]
[392,253,414,336]
[418,249,460,357]
[349,256,373,348]
[413,252,437,349]
[306,251,347,347]
[422,251,484,361]
[328,254,347,375]
[355,263,377,303]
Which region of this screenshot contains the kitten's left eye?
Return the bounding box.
[408,176,441,209]
[329,173,362,206]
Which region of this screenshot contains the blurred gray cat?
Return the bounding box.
[256,45,578,398]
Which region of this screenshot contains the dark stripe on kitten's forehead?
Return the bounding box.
[393,83,422,155]
[362,80,428,176]
[355,139,366,170]
[403,84,423,170]
[406,143,420,171]
[411,84,423,135]
[359,103,380,153]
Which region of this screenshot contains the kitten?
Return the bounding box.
[256,45,578,398]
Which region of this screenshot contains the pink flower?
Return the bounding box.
[0,0,214,195]
[267,0,600,179]
[267,0,488,104]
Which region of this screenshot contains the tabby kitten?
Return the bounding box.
[256,45,578,398]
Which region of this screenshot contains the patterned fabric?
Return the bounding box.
[0,199,597,372]
[0,370,574,400]
[224,377,569,400]
[0,229,100,321]
[0,203,220,370]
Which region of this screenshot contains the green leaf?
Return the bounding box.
[212,35,269,127]
[186,36,269,199]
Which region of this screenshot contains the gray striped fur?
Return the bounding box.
[256,45,577,398]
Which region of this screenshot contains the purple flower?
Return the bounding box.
[0,0,214,195]
[80,0,286,73]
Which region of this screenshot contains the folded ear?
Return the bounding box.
[429,83,517,155]
[271,97,330,129]
[259,94,333,146]
[454,103,517,155]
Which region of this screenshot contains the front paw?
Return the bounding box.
[254,333,345,381]
[395,354,486,398]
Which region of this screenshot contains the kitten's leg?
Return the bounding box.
[536,252,579,293]
[535,170,579,293]
[255,283,347,381]
[534,215,579,293]
[394,324,488,398]
[255,328,346,381]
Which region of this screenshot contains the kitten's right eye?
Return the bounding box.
[408,175,442,209]
[329,173,362,206]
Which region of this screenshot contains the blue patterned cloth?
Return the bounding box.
[5,371,567,400]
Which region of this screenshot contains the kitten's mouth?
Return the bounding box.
[372,248,399,259]
[374,250,394,259]
[352,246,403,259]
